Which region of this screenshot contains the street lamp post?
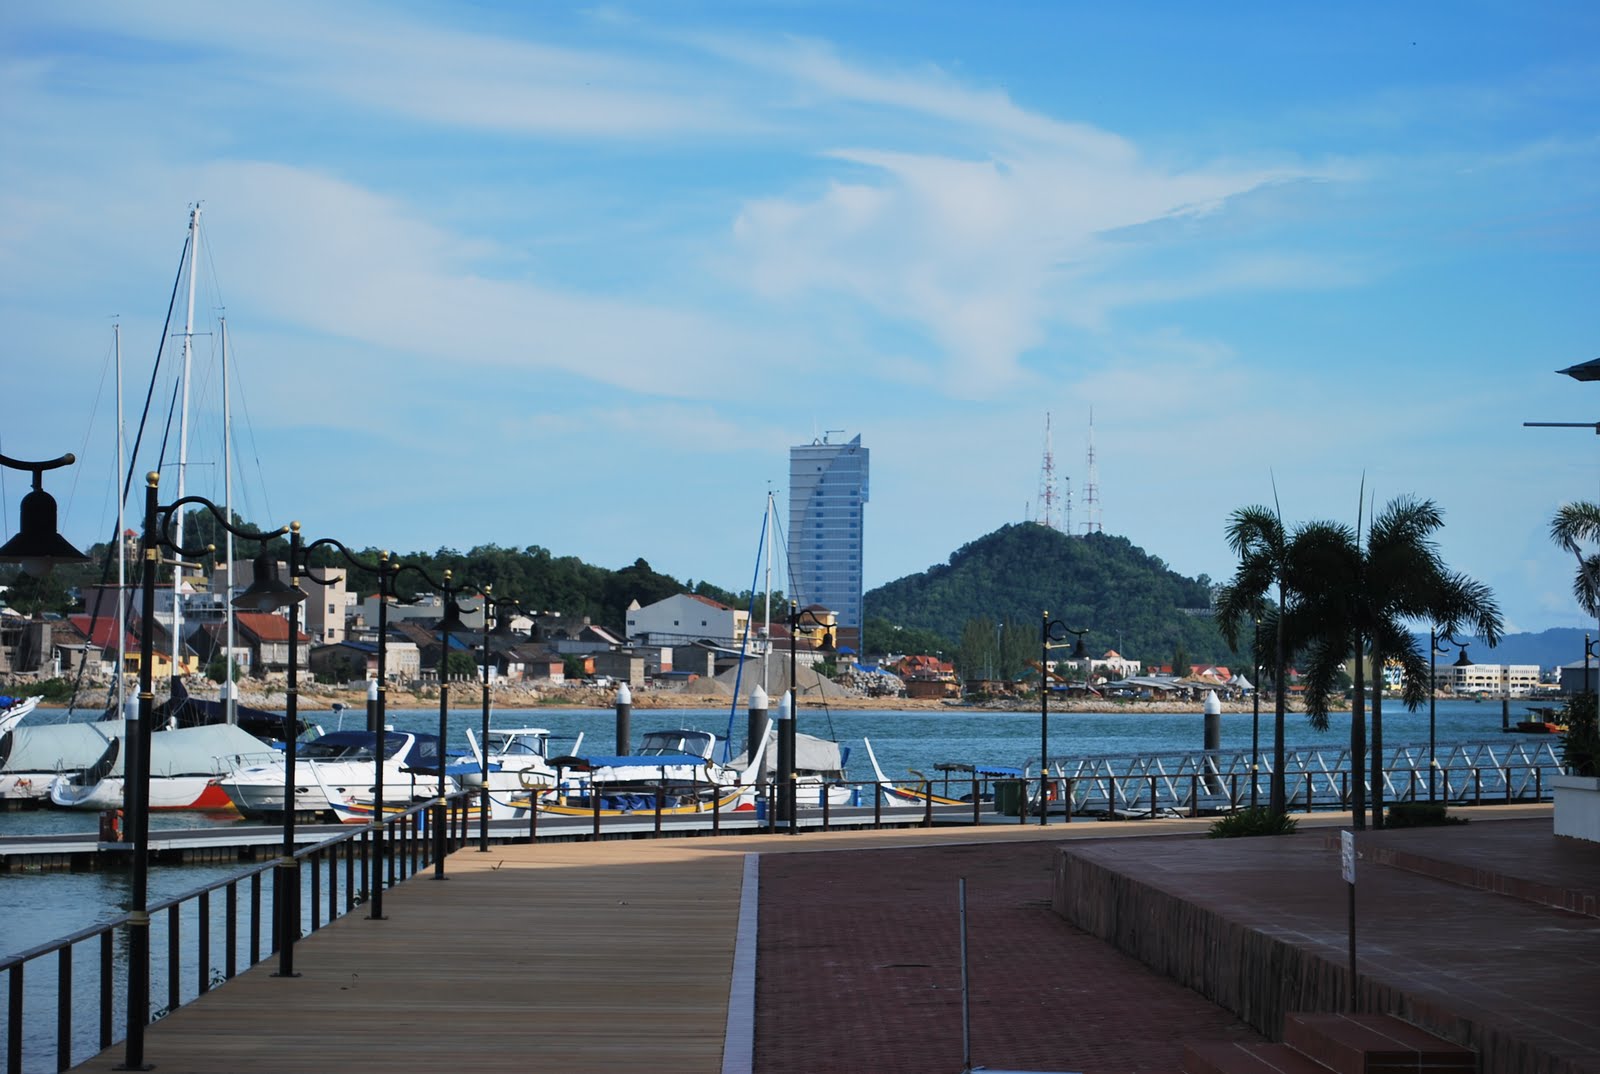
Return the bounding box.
[1586,633,1599,698]
[1040,611,1088,828]
[394,563,470,879]
[233,533,309,978]
[124,474,289,1068]
[474,585,527,852]
[300,541,397,920]
[784,601,835,831]
[1251,617,1261,810]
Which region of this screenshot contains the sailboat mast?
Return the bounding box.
[115,322,126,720]
[762,490,773,693]
[172,205,200,688]
[221,317,236,724]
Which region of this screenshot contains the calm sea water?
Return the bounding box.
[0,696,1538,954]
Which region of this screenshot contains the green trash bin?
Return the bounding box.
[994,779,1023,816]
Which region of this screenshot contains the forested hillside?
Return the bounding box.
[863,524,1233,675]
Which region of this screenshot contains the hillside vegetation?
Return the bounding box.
[864,524,1233,672]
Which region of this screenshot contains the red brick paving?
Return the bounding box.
[755,840,1265,1073]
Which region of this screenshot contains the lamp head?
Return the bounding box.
[1070,637,1088,661]
[1453,647,1472,668]
[0,486,89,577]
[437,598,468,635]
[233,550,308,612]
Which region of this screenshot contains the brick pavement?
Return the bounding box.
[755,839,1266,1073]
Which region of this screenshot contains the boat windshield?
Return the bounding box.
[637,730,715,759]
[296,732,410,762]
[489,731,549,757]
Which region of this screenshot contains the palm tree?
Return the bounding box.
[1550,501,1600,620]
[1215,506,1293,814]
[1293,498,1501,829]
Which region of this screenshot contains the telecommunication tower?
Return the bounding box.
[1063,476,1073,536]
[1082,408,1103,534]
[1036,413,1060,531]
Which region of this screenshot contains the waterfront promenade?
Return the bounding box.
[68,803,1596,1074]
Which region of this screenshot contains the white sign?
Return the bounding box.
[1340,829,1356,884]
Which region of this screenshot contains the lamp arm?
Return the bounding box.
[0,452,76,488]
[155,495,289,557]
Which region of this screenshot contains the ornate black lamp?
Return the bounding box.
[473,585,529,851]
[1040,611,1087,827]
[124,473,289,1069]
[0,451,89,576]
[783,601,835,831]
[299,541,398,921]
[233,537,310,977]
[395,563,471,879]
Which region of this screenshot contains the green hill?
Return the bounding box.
[863,524,1234,675]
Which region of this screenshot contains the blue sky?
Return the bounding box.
[2,2,1598,636]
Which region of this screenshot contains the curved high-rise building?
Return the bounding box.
[788,433,869,638]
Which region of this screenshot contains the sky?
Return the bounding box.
[2,2,1598,637]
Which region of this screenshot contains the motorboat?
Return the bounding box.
[460,726,577,820]
[519,725,769,816]
[216,729,451,820]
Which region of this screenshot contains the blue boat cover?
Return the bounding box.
[549,752,705,769]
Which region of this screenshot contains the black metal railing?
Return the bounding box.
[1,789,476,1074]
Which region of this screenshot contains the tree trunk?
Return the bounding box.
[1370,642,1384,829]
[1350,632,1367,830]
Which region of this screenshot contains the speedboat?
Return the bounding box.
[521,726,769,816]
[460,726,575,820]
[216,730,451,821]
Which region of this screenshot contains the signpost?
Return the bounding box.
[1341,829,1358,1010]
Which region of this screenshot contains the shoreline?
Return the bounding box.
[23,680,1304,716]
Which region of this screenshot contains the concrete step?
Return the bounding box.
[1183,1041,1332,1074]
[1282,1013,1474,1074]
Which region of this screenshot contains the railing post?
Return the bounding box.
[198,892,212,995]
[591,786,602,841]
[1536,766,1543,801]
[822,786,831,832]
[1064,778,1074,823]
[10,964,23,1074]
[874,781,883,829]
[923,782,933,828]
[1149,775,1157,819]
[1190,773,1199,818]
[57,947,71,1072]
[1474,767,1482,806]
[654,785,664,836]
[99,931,113,1051]
[972,777,980,826]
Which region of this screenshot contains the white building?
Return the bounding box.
[625,593,748,647]
[789,432,869,638]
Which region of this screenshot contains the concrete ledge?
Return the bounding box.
[1051,833,1593,1074]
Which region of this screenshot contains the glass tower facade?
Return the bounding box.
[788,433,869,631]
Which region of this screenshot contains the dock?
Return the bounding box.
[48,801,1599,1074]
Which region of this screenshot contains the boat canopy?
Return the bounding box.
[0,721,123,774]
[297,730,440,768]
[735,730,847,780]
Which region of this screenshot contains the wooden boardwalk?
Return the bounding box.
[68,819,1198,1073]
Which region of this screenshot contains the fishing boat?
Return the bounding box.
[46,722,277,810]
[215,730,451,820]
